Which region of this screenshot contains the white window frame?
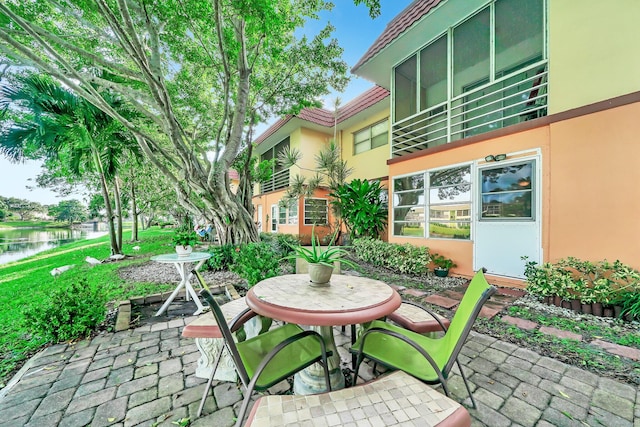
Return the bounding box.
[392,162,472,240]
[353,118,389,155]
[288,200,298,225]
[304,198,328,225]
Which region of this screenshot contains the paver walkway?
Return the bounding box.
[1,313,637,427]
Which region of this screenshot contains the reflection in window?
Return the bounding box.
[354,119,389,154]
[392,166,471,239]
[428,166,471,239]
[481,162,533,219]
[288,200,298,225]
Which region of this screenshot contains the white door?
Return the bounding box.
[257,205,263,232]
[474,158,541,278]
[270,205,278,233]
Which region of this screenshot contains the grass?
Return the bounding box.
[0,227,178,386]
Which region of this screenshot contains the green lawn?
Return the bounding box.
[0,227,179,386]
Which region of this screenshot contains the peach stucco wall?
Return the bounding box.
[549,0,640,114]
[547,102,640,267]
[388,102,640,281]
[389,127,552,281]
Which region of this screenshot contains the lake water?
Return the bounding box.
[0,225,108,265]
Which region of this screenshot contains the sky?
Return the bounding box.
[0,0,412,205]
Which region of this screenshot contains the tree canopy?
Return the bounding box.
[0,0,355,243]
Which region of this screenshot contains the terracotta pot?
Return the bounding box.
[581,303,592,315]
[603,306,614,318]
[592,302,603,317]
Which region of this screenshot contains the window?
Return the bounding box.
[304,198,328,225]
[428,166,471,239]
[278,205,287,224]
[480,161,534,220]
[391,0,546,157]
[353,119,389,154]
[393,165,471,239]
[288,200,298,225]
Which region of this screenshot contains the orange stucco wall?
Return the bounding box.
[389,127,551,282]
[387,102,640,283]
[547,102,640,267]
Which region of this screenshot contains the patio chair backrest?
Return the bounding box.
[441,270,496,374]
[199,288,252,387]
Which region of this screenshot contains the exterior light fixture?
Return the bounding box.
[484,154,507,162]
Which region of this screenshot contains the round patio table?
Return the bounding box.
[150,251,211,316]
[246,273,401,394]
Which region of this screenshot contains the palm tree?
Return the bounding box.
[0,72,140,255]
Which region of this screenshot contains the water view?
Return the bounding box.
[0,224,108,265]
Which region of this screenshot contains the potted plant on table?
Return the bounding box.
[432,253,456,278]
[173,230,198,257]
[282,228,358,286]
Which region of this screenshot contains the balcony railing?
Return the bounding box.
[260,168,290,194]
[392,61,548,158]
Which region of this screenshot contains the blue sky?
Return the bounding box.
[0,1,412,205]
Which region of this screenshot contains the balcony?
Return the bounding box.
[392,61,548,158]
[260,168,290,194]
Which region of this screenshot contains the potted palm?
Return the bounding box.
[283,228,357,286]
[432,254,456,277]
[173,230,198,257]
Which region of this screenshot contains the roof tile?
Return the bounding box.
[352,0,444,72]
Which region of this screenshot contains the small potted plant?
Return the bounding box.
[431,253,456,277]
[173,230,198,257]
[282,228,358,286]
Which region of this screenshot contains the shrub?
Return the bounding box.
[205,244,236,271]
[523,256,640,305]
[352,237,430,275]
[230,242,280,287]
[259,232,300,258]
[23,279,107,342]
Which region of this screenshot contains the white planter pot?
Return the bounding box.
[175,245,193,257]
[308,263,333,286]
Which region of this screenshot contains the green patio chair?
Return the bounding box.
[198,287,332,427]
[350,269,496,408]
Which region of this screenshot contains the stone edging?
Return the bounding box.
[114,284,241,332]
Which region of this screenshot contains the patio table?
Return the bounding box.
[246,273,401,394]
[150,251,211,316]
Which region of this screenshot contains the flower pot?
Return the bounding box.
[434,267,449,278]
[592,302,603,317]
[553,296,562,307]
[603,306,614,318]
[614,305,623,319]
[308,263,333,286]
[544,296,553,305]
[581,303,592,315]
[570,299,581,312]
[175,245,193,257]
[561,300,571,309]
